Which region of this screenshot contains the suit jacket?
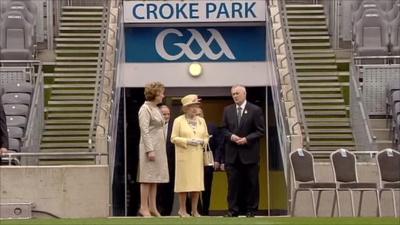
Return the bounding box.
[222,102,265,164]
[165,121,175,171]
[0,98,8,149]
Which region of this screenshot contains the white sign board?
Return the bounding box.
[124,0,266,23]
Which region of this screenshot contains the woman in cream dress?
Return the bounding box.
[171,94,209,217]
[137,82,169,217]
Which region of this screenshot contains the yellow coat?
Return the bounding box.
[171,115,209,192]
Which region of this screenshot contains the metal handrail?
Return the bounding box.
[267,0,292,181]
[280,0,310,148]
[88,0,112,151]
[2,152,108,166]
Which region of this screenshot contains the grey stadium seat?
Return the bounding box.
[6,115,27,128]
[8,138,21,152]
[390,13,400,55]
[4,82,33,94]
[386,0,399,21]
[355,9,390,56]
[352,0,381,24]
[7,126,24,139]
[2,93,31,105]
[4,104,29,116]
[0,10,33,60]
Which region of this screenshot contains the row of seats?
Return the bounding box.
[353,0,400,56]
[388,88,400,147]
[290,148,400,217]
[0,0,38,60]
[1,82,33,152]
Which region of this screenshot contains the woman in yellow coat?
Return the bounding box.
[171,94,209,217]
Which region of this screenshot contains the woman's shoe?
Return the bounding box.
[149,210,161,217]
[137,210,151,218]
[178,211,190,218]
[191,212,201,217]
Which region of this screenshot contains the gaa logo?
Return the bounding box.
[155,28,236,61]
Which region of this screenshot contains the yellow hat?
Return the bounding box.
[181,94,201,107]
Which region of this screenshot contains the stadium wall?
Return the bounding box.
[0,166,109,218]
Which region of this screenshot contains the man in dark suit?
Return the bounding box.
[0,98,9,160]
[222,85,265,217]
[156,104,175,216]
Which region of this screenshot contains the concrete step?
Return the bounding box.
[289,26,328,30]
[44,73,96,78]
[54,67,97,72]
[55,38,101,42]
[62,6,104,10]
[299,82,342,87]
[292,42,331,48]
[372,128,391,140]
[47,112,92,118]
[62,11,103,16]
[309,141,355,147]
[46,84,95,89]
[308,146,356,151]
[295,59,336,64]
[290,31,329,36]
[48,100,93,105]
[305,111,347,116]
[43,130,90,136]
[45,119,91,125]
[286,9,325,14]
[376,140,396,150]
[299,87,342,92]
[61,17,104,21]
[306,118,350,122]
[56,43,100,48]
[59,27,102,31]
[44,124,90,130]
[294,53,336,58]
[42,136,90,142]
[40,148,91,152]
[308,128,353,133]
[45,107,92,112]
[60,22,103,27]
[55,50,99,54]
[54,78,96,83]
[306,122,351,127]
[298,77,338,82]
[296,65,337,70]
[369,118,389,129]
[287,15,326,20]
[286,5,324,9]
[303,99,344,104]
[56,57,99,61]
[297,71,341,76]
[288,21,326,26]
[290,36,330,41]
[301,93,343,99]
[51,95,94,101]
[51,90,95,95]
[55,62,98,66]
[309,134,354,139]
[304,105,347,110]
[41,142,90,148]
[292,49,334,54]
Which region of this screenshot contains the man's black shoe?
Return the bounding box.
[245,212,255,217]
[224,211,239,217]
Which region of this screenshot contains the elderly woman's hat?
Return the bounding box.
[181,94,201,107]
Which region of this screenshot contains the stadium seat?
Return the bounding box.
[6,115,26,128]
[7,137,20,152]
[0,10,33,60]
[389,13,400,55]
[7,126,23,139]
[354,9,390,56]
[4,82,33,94]
[330,149,381,217]
[289,149,338,217]
[1,93,31,105]
[376,148,400,217]
[3,104,29,116]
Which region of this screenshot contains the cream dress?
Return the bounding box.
[171,115,209,192]
[137,102,169,183]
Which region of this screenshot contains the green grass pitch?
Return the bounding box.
[0,217,398,225]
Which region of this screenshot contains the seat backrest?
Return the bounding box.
[4,104,29,116]
[8,0,38,16]
[6,115,27,128]
[355,9,389,47]
[376,149,400,183]
[353,0,380,23]
[1,93,31,105]
[0,10,33,49]
[4,82,33,94]
[390,13,400,46]
[3,1,36,26]
[8,138,21,152]
[330,149,358,183]
[7,126,24,139]
[290,149,316,183]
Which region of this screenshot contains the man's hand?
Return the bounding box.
[0,148,8,156]
[236,137,247,145]
[220,163,225,171]
[146,151,156,161]
[214,161,220,170]
[231,134,240,142]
